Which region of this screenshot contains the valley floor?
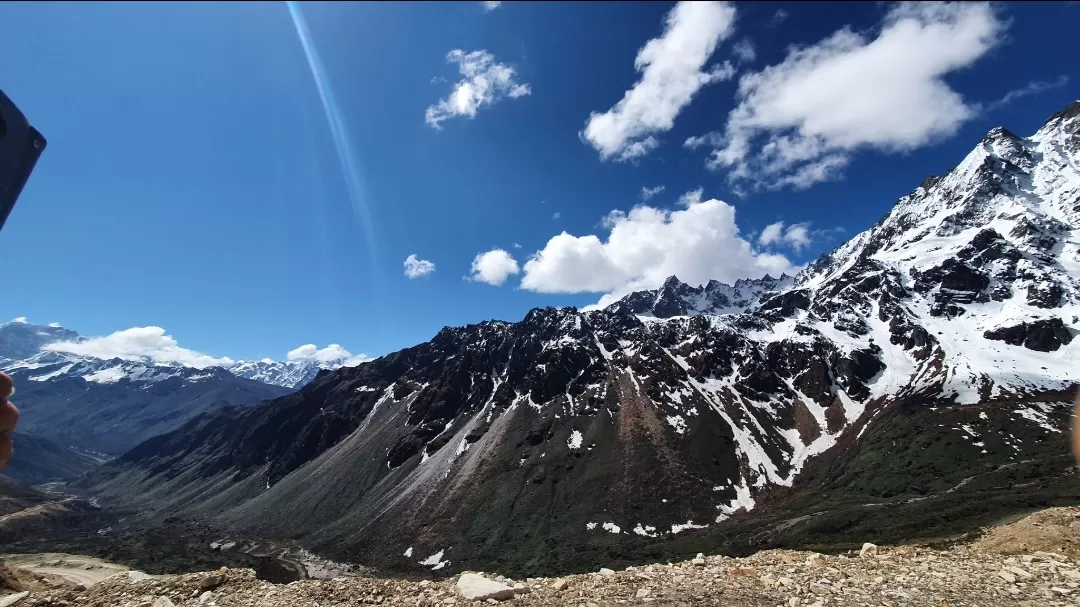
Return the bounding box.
[6,508,1080,607]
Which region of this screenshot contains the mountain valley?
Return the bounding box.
[35,102,1078,577]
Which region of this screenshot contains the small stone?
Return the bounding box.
[998,570,1017,583]
[778,577,793,587]
[1008,566,1033,580]
[127,571,153,581]
[729,567,756,576]
[1052,587,1076,595]
[635,588,650,599]
[860,543,879,558]
[691,558,706,566]
[151,597,175,607]
[0,593,29,607]
[598,568,616,577]
[807,553,826,568]
[456,573,516,601]
[198,591,214,605]
[1062,569,1080,580]
[419,580,431,587]
[787,598,799,607]
[200,574,225,591]
[551,579,568,591]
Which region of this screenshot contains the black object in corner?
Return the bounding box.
[0,90,47,233]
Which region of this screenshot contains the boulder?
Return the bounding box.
[860,543,879,558]
[455,573,516,601]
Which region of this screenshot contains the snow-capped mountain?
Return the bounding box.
[606,273,794,317]
[87,102,1080,575]
[0,318,80,364]
[228,355,363,389]
[0,321,293,455]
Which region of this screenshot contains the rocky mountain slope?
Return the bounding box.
[0,321,292,456]
[85,102,1080,576]
[2,431,103,486]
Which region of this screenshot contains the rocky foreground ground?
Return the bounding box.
[6,507,1080,607]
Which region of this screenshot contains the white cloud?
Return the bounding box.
[481,1,501,10]
[732,38,756,63]
[983,75,1070,113]
[519,189,801,308]
[581,1,738,161]
[286,343,369,365]
[45,327,234,369]
[553,211,562,220]
[641,185,666,200]
[468,249,520,286]
[403,254,436,279]
[701,2,1005,190]
[677,187,703,207]
[683,131,724,150]
[770,9,788,26]
[758,222,784,247]
[759,221,815,252]
[512,242,522,249]
[47,322,62,328]
[10,317,27,324]
[425,50,531,129]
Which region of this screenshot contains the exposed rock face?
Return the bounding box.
[984,319,1073,352]
[85,103,1080,575]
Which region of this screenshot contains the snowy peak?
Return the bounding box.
[227,356,360,389]
[606,274,793,318]
[0,320,81,364]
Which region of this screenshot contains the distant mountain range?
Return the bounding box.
[0,320,364,461]
[84,103,1080,574]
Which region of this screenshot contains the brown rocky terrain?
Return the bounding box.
[5,506,1080,607]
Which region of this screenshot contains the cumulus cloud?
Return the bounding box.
[700,2,1005,190]
[425,50,531,129]
[286,343,370,365]
[758,221,812,252]
[403,254,436,279]
[45,327,234,369]
[468,249,520,286]
[641,185,666,200]
[9,317,27,324]
[481,1,501,10]
[983,75,1070,113]
[732,38,756,63]
[581,1,738,162]
[519,189,802,308]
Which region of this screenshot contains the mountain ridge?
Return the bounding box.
[78,101,1080,576]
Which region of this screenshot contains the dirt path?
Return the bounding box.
[1,553,127,588]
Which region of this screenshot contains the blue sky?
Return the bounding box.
[0,1,1077,364]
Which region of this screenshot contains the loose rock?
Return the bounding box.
[455,573,516,601]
